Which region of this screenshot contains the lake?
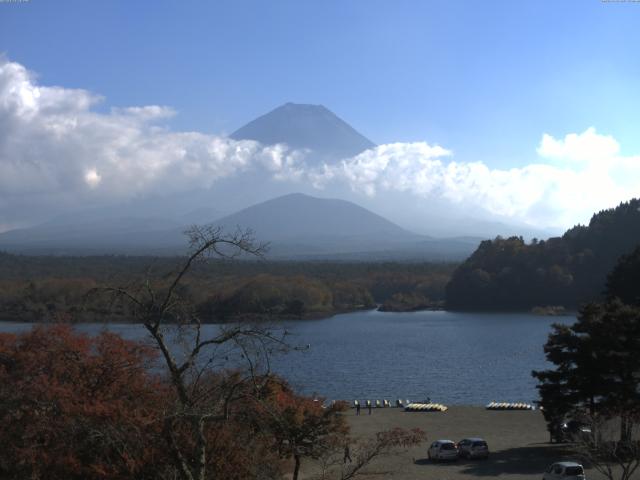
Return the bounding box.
[0,309,574,405]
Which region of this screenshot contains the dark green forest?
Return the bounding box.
[446,198,640,311]
[0,253,455,322]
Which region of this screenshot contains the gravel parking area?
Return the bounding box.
[303,406,610,479]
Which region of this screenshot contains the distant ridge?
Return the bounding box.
[212,193,481,260]
[231,103,375,161]
[214,192,413,241]
[0,192,481,260]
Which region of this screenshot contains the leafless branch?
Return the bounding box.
[573,413,640,480]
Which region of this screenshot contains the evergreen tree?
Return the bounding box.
[606,245,640,306]
[533,300,640,442]
[447,198,640,310]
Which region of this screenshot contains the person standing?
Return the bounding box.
[356,402,361,416]
[343,444,352,464]
[367,402,372,415]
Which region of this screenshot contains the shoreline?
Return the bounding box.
[0,305,577,325]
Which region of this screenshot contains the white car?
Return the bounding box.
[457,437,489,459]
[428,440,459,461]
[543,462,585,480]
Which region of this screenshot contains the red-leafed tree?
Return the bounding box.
[0,325,285,480]
[257,379,349,480]
[0,324,169,479]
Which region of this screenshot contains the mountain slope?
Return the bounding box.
[231,103,375,161]
[213,193,480,259]
[445,198,640,310]
[0,192,480,260]
[214,193,413,242]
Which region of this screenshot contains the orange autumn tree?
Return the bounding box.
[160,370,286,480]
[0,324,289,480]
[258,379,349,480]
[0,325,169,480]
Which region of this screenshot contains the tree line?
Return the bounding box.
[0,253,455,322]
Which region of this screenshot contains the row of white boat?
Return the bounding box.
[352,400,449,411]
[404,403,448,412]
[353,400,394,408]
[486,402,535,410]
[350,400,534,411]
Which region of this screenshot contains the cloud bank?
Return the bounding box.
[0,59,304,227]
[310,129,639,228]
[0,58,638,232]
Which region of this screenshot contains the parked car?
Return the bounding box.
[428,440,459,461]
[457,437,489,459]
[543,462,586,480]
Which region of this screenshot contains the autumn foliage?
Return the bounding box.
[0,325,168,479]
[257,379,349,479]
[0,326,353,479]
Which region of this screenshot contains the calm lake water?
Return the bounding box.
[0,310,574,405]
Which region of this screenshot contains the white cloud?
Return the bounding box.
[310,142,453,197]
[84,169,101,188]
[308,129,639,229]
[537,127,620,163]
[0,58,638,233]
[0,59,305,226]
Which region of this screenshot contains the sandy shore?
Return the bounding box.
[302,406,610,479]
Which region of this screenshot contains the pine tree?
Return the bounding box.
[533,300,640,442]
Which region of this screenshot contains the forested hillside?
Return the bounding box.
[0,254,454,322]
[446,198,640,310]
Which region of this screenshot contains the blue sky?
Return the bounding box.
[2,0,639,169]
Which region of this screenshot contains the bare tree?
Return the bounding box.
[313,427,426,480]
[94,225,287,480]
[574,413,640,480]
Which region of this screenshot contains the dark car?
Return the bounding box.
[457,438,489,459]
